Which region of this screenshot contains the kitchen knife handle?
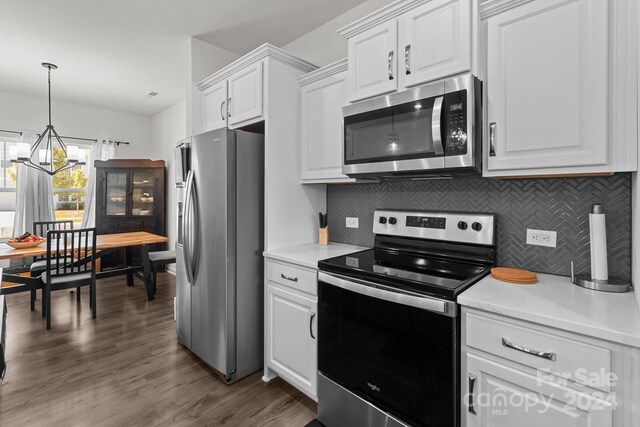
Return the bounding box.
[309,312,316,339]
[388,51,394,80]
[489,122,496,157]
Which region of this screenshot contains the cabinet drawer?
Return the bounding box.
[266,259,317,296]
[103,219,156,233]
[466,311,612,392]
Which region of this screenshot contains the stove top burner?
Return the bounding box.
[318,210,496,300]
[319,248,491,300]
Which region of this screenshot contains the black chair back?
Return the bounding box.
[33,221,74,262]
[45,228,97,280]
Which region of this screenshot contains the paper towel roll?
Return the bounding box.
[589,205,608,281]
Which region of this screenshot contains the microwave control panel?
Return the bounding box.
[445,90,468,156]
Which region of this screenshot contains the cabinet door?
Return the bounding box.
[104,170,128,216]
[465,353,612,427]
[202,80,227,132]
[266,283,317,397]
[347,20,398,102]
[131,170,156,217]
[300,71,353,183]
[228,61,263,127]
[486,0,608,172]
[399,0,471,88]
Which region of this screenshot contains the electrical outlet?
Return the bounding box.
[526,229,557,248]
[345,217,359,228]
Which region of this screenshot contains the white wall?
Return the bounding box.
[186,38,239,135]
[0,89,154,159]
[283,0,393,66]
[151,99,187,269]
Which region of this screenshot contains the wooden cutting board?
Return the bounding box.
[491,267,538,284]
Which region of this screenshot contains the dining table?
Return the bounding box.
[0,231,169,301]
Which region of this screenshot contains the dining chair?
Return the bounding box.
[29,220,74,313]
[40,228,97,330]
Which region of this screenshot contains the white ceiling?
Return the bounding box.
[0,0,367,116]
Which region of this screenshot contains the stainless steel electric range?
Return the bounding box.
[317,210,496,427]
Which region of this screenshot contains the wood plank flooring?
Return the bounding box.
[1,273,317,426]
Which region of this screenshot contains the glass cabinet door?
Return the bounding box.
[105,171,128,216]
[132,171,155,216]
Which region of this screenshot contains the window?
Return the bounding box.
[53,145,92,227]
[0,139,18,238]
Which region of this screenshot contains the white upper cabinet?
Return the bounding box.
[346,20,398,102]
[485,0,607,173]
[227,61,263,127]
[299,60,355,183]
[399,0,471,88]
[482,0,637,177]
[340,0,474,103]
[202,80,227,132]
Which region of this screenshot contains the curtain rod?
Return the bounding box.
[0,128,130,145]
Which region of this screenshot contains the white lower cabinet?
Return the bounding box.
[466,353,612,427]
[462,308,636,427]
[264,259,318,399]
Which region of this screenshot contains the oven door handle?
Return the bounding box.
[432,96,444,156]
[318,271,452,316]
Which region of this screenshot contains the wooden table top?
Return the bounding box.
[0,231,168,260]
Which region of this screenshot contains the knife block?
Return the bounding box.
[319,228,328,246]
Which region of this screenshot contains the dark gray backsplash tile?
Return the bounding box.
[327,174,632,280]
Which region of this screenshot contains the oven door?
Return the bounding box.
[318,272,459,427]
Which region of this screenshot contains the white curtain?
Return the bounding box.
[12,131,55,236]
[81,140,116,228]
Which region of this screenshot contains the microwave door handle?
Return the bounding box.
[432,96,444,156]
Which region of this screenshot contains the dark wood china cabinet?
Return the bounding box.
[95,159,166,267]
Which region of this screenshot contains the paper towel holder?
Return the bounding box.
[570,261,631,293]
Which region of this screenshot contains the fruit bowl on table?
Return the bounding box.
[6,238,47,249]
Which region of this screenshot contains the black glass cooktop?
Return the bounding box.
[318,248,491,300]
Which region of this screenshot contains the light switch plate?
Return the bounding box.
[526,229,557,248]
[346,217,359,228]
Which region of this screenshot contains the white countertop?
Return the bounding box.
[458,273,640,348]
[263,242,368,269]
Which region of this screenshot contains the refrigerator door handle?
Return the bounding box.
[189,176,201,282]
[183,170,195,285]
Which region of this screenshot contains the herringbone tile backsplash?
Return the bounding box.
[327,174,632,280]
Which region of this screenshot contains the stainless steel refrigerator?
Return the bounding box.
[174,128,264,384]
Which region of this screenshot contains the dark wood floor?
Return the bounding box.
[1,273,317,426]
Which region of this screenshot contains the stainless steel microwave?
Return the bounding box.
[342,73,482,178]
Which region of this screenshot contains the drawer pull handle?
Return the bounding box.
[280,273,298,283]
[502,337,556,361]
[468,373,477,415]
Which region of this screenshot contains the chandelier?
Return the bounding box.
[10,63,85,175]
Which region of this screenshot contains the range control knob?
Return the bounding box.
[471,222,483,232]
[389,217,397,225]
[379,216,387,224]
[457,221,468,230]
